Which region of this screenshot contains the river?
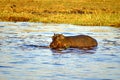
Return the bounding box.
[0,22,120,80]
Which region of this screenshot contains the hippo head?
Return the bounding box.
[52,34,64,41]
[50,34,66,49]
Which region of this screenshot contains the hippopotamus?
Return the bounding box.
[50,34,98,50]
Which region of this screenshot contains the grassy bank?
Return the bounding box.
[0,0,120,27]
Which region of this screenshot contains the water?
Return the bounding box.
[0,22,120,80]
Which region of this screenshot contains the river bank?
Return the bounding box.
[0,0,120,27]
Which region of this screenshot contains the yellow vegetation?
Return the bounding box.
[0,0,120,27]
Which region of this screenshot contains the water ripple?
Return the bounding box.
[0,66,13,68]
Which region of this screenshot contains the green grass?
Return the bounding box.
[0,0,120,27]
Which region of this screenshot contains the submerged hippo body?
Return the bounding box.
[50,34,98,49]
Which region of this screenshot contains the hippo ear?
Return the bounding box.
[54,33,57,36]
[59,34,65,39]
[52,33,56,40]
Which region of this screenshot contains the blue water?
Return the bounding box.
[0,22,120,80]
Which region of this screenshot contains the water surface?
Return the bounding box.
[0,22,120,80]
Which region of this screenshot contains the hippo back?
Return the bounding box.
[64,35,98,48]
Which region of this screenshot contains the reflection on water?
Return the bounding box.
[0,22,120,80]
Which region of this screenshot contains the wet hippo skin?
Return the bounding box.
[50,34,98,50]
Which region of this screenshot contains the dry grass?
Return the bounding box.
[0,0,120,27]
